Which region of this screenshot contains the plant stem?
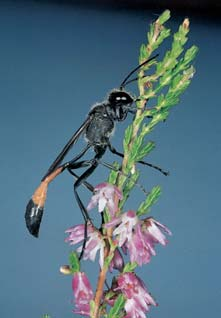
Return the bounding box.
[93,264,108,318]
[92,225,114,317]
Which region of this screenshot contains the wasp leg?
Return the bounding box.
[97,159,149,195]
[68,147,106,259]
[108,143,169,176]
[71,162,98,260]
[67,169,94,193]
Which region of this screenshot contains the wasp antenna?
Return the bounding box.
[121,74,149,88]
[122,76,139,88]
[120,54,159,89]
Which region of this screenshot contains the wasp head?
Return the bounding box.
[107,89,134,121]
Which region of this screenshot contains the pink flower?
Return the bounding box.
[79,230,105,268]
[116,272,157,317]
[112,211,138,246]
[125,224,153,266]
[72,272,94,316]
[109,248,124,273]
[110,212,172,266]
[87,182,122,217]
[127,217,171,265]
[143,217,172,245]
[65,224,105,268]
[65,224,94,245]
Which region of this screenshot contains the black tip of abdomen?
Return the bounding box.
[25,199,44,238]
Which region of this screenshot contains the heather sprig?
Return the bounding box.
[115,10,198,213]
[61,10,198,318]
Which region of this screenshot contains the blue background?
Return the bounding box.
[0,1,220,317]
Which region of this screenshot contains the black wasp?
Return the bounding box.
[25,55,168,238]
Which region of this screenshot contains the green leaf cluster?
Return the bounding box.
[104,11,198,318]
[114,10,198,217]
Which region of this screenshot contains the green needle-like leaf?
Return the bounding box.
[108,294,125,318]
[69,252,80,273]
[123,262,137,273]
[137,186,162,216]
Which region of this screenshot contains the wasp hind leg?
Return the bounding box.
[68,155,102,259]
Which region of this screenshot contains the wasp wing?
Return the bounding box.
[42,115,92,180]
